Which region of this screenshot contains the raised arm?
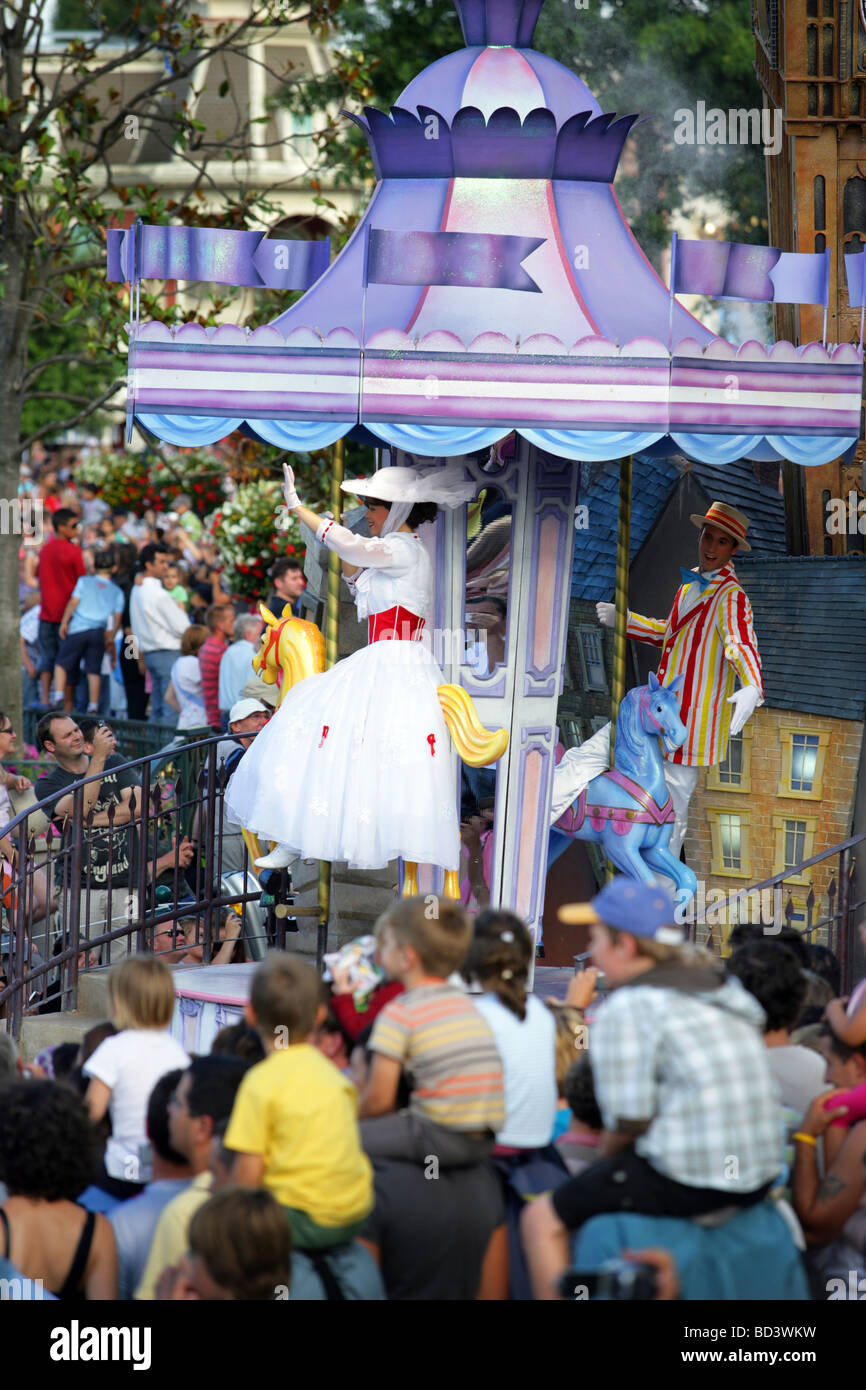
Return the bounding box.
[825,995,866,1048]
[283,465,405,574]
[316,519,407,571]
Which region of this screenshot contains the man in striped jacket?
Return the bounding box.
[551,501,763,857]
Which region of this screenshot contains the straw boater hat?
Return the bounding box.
[689,500,751,552]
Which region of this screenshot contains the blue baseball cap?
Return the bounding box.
[558,876,684,944]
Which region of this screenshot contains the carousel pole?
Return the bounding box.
[609,454,633,764]
[316,435,345,967]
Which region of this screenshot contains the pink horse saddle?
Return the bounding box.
[556,767,675,837]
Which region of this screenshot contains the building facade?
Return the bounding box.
[685,554,866,952]
[754,0,866,557]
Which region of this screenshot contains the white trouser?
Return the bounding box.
[662,762,699,859]
[551,723,699,855]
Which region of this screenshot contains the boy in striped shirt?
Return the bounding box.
[359,896,505,1165]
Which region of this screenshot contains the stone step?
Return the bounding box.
[18,1010,97,1064]
[77,968,112,1021]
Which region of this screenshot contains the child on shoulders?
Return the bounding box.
[521,877,783,1299]
[83,955,190,1199]
[359,896,505,1166]
[225,953,373,1250]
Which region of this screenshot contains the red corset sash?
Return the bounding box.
[367,606,426,644]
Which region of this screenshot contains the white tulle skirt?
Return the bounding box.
[224,640,460,870]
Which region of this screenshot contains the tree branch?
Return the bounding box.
[19,378,126,451]
[20,352,113,385]
[44,258,108,280]
[17,3,315,153]
[24,391,105,403]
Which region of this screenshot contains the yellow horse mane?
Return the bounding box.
[255,603,326,708]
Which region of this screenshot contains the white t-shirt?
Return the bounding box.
[83,1029,190,1183]
[0,779,12,838]
[766,1044,828,1121]
[472,992,558,1148]
[171,654,207,729]
[129,577,189,653]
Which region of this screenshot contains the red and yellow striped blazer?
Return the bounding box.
[626,563,763,767]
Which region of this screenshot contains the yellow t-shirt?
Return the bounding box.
[224,1044,373,1228]
[135,1169,212,1300]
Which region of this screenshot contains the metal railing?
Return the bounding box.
[689,830,866,990]
[0,732,326,1039]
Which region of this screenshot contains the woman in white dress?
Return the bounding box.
[224,463,477,873]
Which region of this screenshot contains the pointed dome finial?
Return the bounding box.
[454,0,546,47]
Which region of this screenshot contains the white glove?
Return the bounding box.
[282,462,301,511]
[727,685,761,736]
[596,602,615,628]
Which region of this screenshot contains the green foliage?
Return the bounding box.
[54,0,165,35]
[76,447,229,512]
[536,0,767,257]
[294,0,767,261]
[335,0,460,104]
[21,320,119,439]
[2,0,349,455]
[205,447,331,600]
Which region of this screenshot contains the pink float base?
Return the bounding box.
[170,963,256,1054]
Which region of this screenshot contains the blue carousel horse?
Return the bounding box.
[554,673,698,906]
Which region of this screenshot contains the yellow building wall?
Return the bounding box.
[685,706,862,952]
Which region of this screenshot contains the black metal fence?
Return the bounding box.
[3,721,863,1031]
[0,732,323,1039]
[688,831,866,989]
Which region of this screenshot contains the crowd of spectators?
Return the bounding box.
[1,884,864,1302]
[3,447,289,991]
[18,445,297,734]
[4,448,866,1304]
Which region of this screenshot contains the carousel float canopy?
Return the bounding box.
[108,0,863,467]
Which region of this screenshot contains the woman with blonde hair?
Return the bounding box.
[82,955,189,1201]
[166,622,209,729]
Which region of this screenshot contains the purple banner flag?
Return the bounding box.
[768,251,830,306]
[722,243,780,301]
[672,239,730,297]
[106,225,329,289]
[366,228,545,292]
[844,250,866,308]
[106,228,134,283]
[674,239,829,305]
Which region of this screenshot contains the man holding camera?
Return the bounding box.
[37,715,192,962]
